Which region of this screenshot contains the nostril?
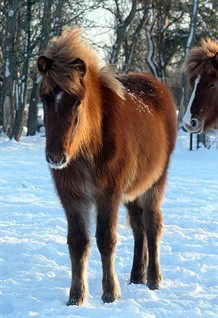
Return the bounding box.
[46,152,67,167]
[60,153,67,164]
[46,152,53,163]
[191,118,198,128]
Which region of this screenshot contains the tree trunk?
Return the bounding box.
[27,75,40,136]
[179,0,198,123]
[197,133,207,149]
[53,0,64,36]
[27,0,54,137]
[145,11,158,78]
[124,4,149,72]
[2,0,20,138]
[156,8,169,83]
[109,0,137,65]
[12,0,32,141]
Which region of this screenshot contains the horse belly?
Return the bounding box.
[123,161,166,202]
[122,121,168,202]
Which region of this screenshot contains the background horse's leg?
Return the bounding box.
[96,190,121,303]
[62,198,90,306]
[141,171,167,290]
[125,200,148,284]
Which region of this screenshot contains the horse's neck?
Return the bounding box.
[79,70,103,158]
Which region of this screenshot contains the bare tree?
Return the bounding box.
[0,0,217,141]
[109,0,138,65]
[27,0,102,136]
[12,0,33,141]
[2,0,20,137]
[27,0,54,136]
[144,1,185,82]
[179,0,198,123]
[123,2,150,72]
[145,6,158,77]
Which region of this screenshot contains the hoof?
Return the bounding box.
[147,272,161,290]
[130,273,146,285]
[147,279,161,290]
[66,297,78,306]
[66,296,84,306]
[102,291,118,303]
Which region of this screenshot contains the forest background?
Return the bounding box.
[0,0,217,141]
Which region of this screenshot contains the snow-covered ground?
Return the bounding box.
[0,132,217,318]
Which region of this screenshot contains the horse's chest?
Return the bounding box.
[52,160,96,200]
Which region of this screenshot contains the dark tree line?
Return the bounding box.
[0,0,217,141]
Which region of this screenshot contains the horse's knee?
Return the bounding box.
[67,231,90,257]
[96,229,117,255]
[96,212,117,252]
[143,209,162,236]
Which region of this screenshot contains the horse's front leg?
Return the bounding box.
[96,190,121,303]
[63,198,90,306]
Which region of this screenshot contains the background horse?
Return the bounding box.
[183,38,218,133]
[37,28,177,306]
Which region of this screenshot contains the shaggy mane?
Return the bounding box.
[40,28,124,99]
[183,38,218,77]
[99,66,125,100]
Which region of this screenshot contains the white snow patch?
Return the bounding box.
[8,9,14,17]
[0,131,217,317]
[5,59,10,77]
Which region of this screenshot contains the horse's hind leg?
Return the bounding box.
[141,172,167,290]
[125,200,148,284]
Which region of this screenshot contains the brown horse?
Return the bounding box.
[183,38,218,133]
[37,28,177,306]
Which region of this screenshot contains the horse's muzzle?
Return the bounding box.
[46,152,68,169]
[183,118,204,134]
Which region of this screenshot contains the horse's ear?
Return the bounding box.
[37,56,54,75]
[211,54,218,70]
[70,58,86,77]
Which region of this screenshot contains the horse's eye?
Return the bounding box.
[208,82,215,89]
[74,99,81,108]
